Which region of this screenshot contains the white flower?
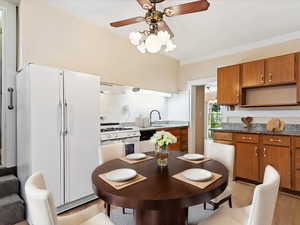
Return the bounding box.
[137,42,146,54]
[151,131,177,147]
[165,40,176,52]
[129,32,142,46]
[157,31,170,46]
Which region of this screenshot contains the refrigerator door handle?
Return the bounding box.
[63,102,68,136]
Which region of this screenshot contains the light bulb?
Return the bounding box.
[157,31,170,45]
[165,40,176,52]
[145,34,162,53]
[137,42,146,54]
[129,32,142,46]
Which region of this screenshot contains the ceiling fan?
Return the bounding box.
[110,0,210,54]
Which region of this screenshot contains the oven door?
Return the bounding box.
[123,137,140,155]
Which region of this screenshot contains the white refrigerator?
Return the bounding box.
[17,64,100,211]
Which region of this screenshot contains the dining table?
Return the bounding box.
[92,151,229,225]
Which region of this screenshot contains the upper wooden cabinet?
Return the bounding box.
[265,54,295,85]
[217,65,240,105]
[242,60,265,87]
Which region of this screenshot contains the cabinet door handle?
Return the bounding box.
[254,146,259,157]
[263,147,267,157]
[8,88,14,110]
[261,73,264,83]
[268,73,272,82]
[270,138,281,142]
[242,136,252,140]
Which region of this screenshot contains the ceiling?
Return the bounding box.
[48,0,300,64]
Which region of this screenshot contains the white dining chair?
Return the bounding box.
[25,172,115,225]
[198,165,280,225]
[98,143,127,216]
[204,140,235,210]
[98,143,125,165]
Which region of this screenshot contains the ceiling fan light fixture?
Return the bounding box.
[137,43,146,54]
[129,32,142,46]
[165,39,176,52]
[157,30,170,45]
[164,8,175,17]
[145,34,162,53]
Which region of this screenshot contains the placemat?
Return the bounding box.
[172,171,222,189]
[176,156,210,164]
[120,156,155,164]
[99,173,147,190]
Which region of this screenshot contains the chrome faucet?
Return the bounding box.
[150,110,162,125]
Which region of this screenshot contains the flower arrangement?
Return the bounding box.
[151,131,177,150]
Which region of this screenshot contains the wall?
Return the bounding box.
[18,0,180,93]
[100,89,168,124]
[167,91,189,121]
[179,39,300,90]
[221,106,300,124]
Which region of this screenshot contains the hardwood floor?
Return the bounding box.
[15,181,300,225]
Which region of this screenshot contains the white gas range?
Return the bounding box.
[100,123,141,154]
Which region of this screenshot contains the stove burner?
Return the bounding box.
[101,127,133,132]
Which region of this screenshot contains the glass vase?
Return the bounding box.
[156,146,169,167]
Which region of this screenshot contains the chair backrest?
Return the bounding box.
[99,143,125,164]
[204,140,235,180]
[247,165,280,225]
[25,172,58,225]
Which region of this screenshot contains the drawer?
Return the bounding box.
[295,137,300,148]
[213,132,233,141]
[295,170,300,191]
[235,133,259,143]
[214,140,233,145]
[295,150,300,169]
[263,135,290,147]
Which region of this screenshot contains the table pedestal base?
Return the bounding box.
[134,207,188,225]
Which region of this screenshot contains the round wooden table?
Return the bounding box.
[92,151,228,225]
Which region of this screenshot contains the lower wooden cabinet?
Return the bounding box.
[213,132,233,145]
[261,145,291,189]
[161,127,188,152]
[235,142,260,182]
[212,131,295,191]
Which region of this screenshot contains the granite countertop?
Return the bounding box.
[210,123,300,136]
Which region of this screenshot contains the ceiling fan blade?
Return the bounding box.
[137,0,153,10]
[164,0,210,17]
[110,17,145,27]
[158,21,174,38]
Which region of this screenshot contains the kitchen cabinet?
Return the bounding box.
[235,134,260,182]
[212,131,295,191]
[217,65,240,105]
[242,60,265,87]
[297,53,300,102]
[265,54,295,85]
[261,144,291,189]
[213,132,233,145]
[293,137,300,191]
[218,52,300,108]
[159,127,188,152]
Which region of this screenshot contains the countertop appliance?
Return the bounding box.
[100,123,141,155]
[17,64,100,213]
